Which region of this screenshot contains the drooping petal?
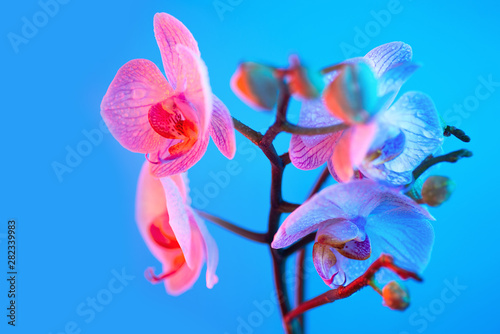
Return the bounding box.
[153,13,200,89]
[101,59,172,153]
[191,210,219,289]
[350,122,378,166]
[150,131,210,177]
[160,176,194,268]
[209,95,236,159]
[381,92,444,173]
[175,44,213,134]
[330,128,355,182]
[364,42,413,77]
[136,162,172,261]
[163,223,205,296]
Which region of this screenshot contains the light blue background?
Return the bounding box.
[1,0,498,333]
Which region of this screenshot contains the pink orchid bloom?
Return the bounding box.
[101,13,236,177]
[289,42,443,186]
[136,162,218,295]
[272,180,434,288]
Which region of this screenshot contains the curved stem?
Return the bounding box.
[412,149,473,181]
[285,254,422,323]
[196,210,269,244]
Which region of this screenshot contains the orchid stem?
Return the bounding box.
[196,210,268,243]
[284,254,422,323]
[281,122,348,136]
[412,149,473,181]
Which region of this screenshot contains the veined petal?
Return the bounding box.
[175,44,213,134]
[364,42,413,77]
[209,95,236,159]
[191,209,219,289]
[378,62,420,108]
[296,97,342,147]
[153,13,200,89]
[381,92,444,173]
[289,133,338,170]
[160,176,193,268]
[150,131,210,177]
[359,162,413,186]
[367,208,434,285]
[101,59,172,153]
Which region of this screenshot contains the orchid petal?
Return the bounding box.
[101,59,172,153]
[330,128,355,182]
[175,44,213,134]
[160,176,194,268]
[367,208,434,284]
[382,92,444,173]
[153,13,200,89]
[191,210,219,289]
[316,219,360,247]
[209,95,236,159]
[273,180,393,248]
[150,131,210,177]
[163,223,205,296]
[350,122,378,166]
[364,42,413,77]
[289,133,338,170]
[378,62,420,107]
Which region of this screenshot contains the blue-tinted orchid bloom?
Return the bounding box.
[271,180,434,288]
[289,42,444,186]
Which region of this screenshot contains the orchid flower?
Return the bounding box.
[135,162,218,295]
[272,180,434,288]
[289,42,443,186]
[101,13,236,177]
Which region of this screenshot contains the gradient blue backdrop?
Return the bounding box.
[1,0,498,333]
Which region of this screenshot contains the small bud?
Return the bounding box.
[323,61,380,124]
[287,55,324,99]
[382,281,410,311]
[421,175,455,207]
[230,62,280,111]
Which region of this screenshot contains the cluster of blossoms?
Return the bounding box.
[101,12,470,332]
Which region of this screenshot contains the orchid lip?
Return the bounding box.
[144,264,183,284]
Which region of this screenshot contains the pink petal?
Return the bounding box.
[312,243,338,285]
[101,59,172,153]
[153,13,200,89]
[135,162,172,262]
[175,44,213,134]
[191,209,219,289]
[159,176,194,268]
[150,131,210,177]
[349,122,378,166]
[330,128,355,182]
[364,42,413,77]
[289,133,338,170]
[163,222,205,295]
[209,95,236,159]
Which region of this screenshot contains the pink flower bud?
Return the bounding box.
[287,55,324,99]
[382,281,410,311]
[421,175,455,207]
[230,62,280,111]
[323,61,380,124]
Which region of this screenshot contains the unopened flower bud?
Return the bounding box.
[382,281,410,311]
[421,175,455,207]
[323,61,380,124]
[287,55,324,99]
[230,62,280,111]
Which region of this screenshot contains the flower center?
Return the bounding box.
[148,99,199,157]
[149,215,180,249]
